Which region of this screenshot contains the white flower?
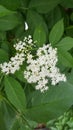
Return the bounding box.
[14,35,34,52]
[0,62,10,75]
[0,53,25,74]
[0,35,34,75]
[27,53,33,63]
[36,79,48,92]
[24,44,66,92]
[0,35,67,92]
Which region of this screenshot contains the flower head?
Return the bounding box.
[24,44,66,92]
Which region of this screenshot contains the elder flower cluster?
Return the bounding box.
[0,35,34,75]
[24,44,66,92]
[0,35,66,92]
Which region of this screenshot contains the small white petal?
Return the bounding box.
[25,22,28,30]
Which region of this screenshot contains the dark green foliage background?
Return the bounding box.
[0,0,73,130]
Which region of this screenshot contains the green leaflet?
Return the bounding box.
[4,76,26,113]
[10,118,20,130]
[49,19,64,45]
[56,37,73,51]
[29,0,62,14]
[0,13,23,31]
[14,69,25,83]
[0,100,16,130]
[61,0,73,8]
[48,6,62,29]
[25,82,73,123]
[0,0,20,10]
[0,31,6,41]
[0,49,9,63]
[0,5,15,17]
[1,42,9,53]
[58,48,73,67]
[27,10,48,34]
[33,25,46,47]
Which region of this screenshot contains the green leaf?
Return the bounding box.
[0,100,16,130]
[1,42,9,53]
[0,31,6,41]
[19,0,29,13]
[14,69,25,83]
[14,24,24,38]
[20,124,32,130]
[0,0,20,10]
[66,26,73,38]
[0,5,15,17]
[0,13,22,31]
[29,0,61,14]
[33,25,46,47]
[47,6,62,29]
[0,101,8,130]
[61,0,73,8]
[11,117,32,130]
[0,95,4,102]
[68,69,73,85]
[27,10,48,34]
[4,76,26,113]
[10,118,20,130]
[0,49,9,63]
[49,19,64,45]
[58,48,73,67]
[25,82,73,123]
[56,37,73,51]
